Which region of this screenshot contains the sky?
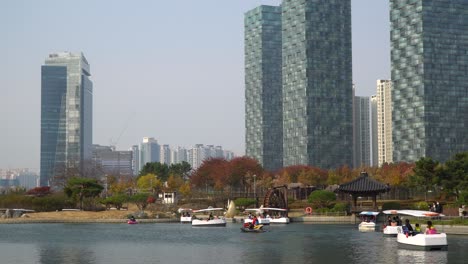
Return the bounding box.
[1,0,390,170]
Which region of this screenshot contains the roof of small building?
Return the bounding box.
[337,172,390,194]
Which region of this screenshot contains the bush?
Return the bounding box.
[382,201,401,210]
[413,201,429,210]
[234,198,256,208]
[331,202,349,213]
[307,190,336,209]
[101,194,128,210]
[458,191,468,206]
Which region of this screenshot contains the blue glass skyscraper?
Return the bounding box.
[282,0,353,168]
[40,52,93,186]
[245,5,283,171]
[391,0,468,162]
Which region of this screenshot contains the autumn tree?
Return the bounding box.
[166,174,185,192]
[137,173,162,193]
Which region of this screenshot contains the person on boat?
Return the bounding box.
[249,216,258,229]
[414,223,421,233]
[395,216,402,226]
[404,219,414,235]
[387,216,392,226]
[208,213,214,220]
[129,215,136,222]
[425,220,437,234]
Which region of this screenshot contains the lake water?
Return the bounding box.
[0,223,467,264]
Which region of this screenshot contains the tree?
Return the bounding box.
[64,177,104,209]
[440,152,468,200]
[130,193,150,211]
[137,174,162,193]
[139,162,170,181]
[410,157,440,201]
[169,161,192,179]
[179,183,192,197]
[166,175,184,192]
[307,190,336,209]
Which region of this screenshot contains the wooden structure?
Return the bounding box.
[337,172,390,212]
[263,186,288,211]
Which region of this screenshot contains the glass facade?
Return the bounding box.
[391,0,468,162]
[40,52,93,186]
[353,96,371,167]
[245,5,283,171]
[282,0,353,168]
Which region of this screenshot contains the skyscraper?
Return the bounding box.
[282,0,353,168]
[376,80,393,166]
[140,137,160,169]
[40,52,92,186]
[245,5,283,171]
[390,0,468,162]
[370,95,378,166]
[353,95,371,167]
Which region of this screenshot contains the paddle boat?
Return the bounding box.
[392,210,448,250]
[240,223,266,233]
[382,210,403,236]
[127,217,138,224]
[178,208,193,223]
[263,207,290,224]
[358,211,379,231]
[191,208,226,227]
[243,208,270,225]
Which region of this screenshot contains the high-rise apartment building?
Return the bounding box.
[370,95,378,167]
[353,95,371,167]
[282,0,353,168]
[245,5,283,172]
[140,137,160,169]
[376,80,393,165]
[40,52,93,186]
[160,144,171,165]
[391,0,468,162]
[131,145,139,176]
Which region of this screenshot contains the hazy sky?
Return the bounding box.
[1,0,390,170]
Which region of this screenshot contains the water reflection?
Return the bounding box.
[397,249,448,264]
[39,245,96,264]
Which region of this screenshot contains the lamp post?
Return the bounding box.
[253,174,257,199]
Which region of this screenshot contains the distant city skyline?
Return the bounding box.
[2,0,390,169]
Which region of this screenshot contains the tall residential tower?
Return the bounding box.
[40,52,93,186]
[391,0,468,162]
[376,80,393,166]
[282,0,353,168]
[245,5,283,171]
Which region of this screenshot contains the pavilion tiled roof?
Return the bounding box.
[337,172,390,194]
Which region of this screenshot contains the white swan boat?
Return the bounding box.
[382,210,444,237]
[244,208,270,225]
[358,211,379,231]
[385,210,448,250]
[178,208,193,223]
[191,208,226,227]
[263,208,290,224]
[397,230,448,251]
